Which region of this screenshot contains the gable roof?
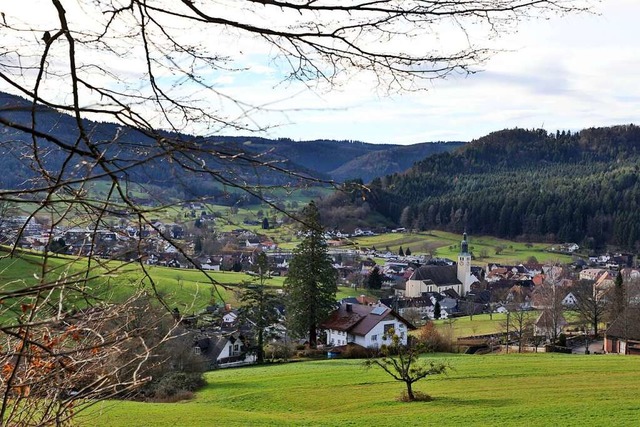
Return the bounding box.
[321,303,415,336]
[606,309,640,341]
[409,265,460,285]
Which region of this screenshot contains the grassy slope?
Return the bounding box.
[433,313,508,338]
[0,251,368,312]
[80,353,640,426]
[351,231,573,265]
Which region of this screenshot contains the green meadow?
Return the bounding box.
[433,313,509,338]
[0,250,369,313]
[351,230,573,265]
[79,353,640,426]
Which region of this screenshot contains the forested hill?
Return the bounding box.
[368,126,640,250]
[0,91,462,191]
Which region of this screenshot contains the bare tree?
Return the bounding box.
[364,330,448,402]
[0,0,589,423]
[572,279,607,337]
[501,304,534,353]
[534,284,566,346]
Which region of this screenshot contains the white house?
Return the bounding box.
[321,303,415,348]
[561,292,578,307]
[194,333,256,368]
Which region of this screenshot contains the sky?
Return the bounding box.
[236,0,640,144]
[2,1,639,145]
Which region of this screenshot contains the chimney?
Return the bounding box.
[346,303,353,312]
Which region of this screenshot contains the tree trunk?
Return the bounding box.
[309,324,317,348]
[406,381,415,401]
[257,328,264,364]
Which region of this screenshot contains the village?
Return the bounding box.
[4,208,637,370]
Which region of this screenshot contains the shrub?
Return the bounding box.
[143,372,206,401]
[397,390,434,402]
[417,322,453,352]
[341,344,373,359]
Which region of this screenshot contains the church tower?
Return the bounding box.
[457,232,472,295]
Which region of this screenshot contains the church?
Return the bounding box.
[403,232,478,297]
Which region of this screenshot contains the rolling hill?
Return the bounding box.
[368,126,640,250]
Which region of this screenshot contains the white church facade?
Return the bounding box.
[404,232,477,297]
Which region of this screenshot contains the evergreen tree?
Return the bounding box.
[405,247,412,256]
[285,202,338,347]
[399,246,405,256]
[433,301,442,320]
[262,217,270,230]
[367,266,384,290]
[611,271,626,322]
[239,253,280,364]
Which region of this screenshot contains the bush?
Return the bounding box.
[397,390,434,402]
[341,344,374,359]
[143,372,206,401]
[417,322,454,352]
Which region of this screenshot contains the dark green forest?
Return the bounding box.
[367,126,640,251]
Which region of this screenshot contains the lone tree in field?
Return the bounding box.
[285,202,337,347]
[365,329,448,402]
[0,0,589,423]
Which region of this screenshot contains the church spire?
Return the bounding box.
[461,231,469,255]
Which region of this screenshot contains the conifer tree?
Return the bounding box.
[285,202,338,347]
[240,253,280,363]
[434,301,442,320]
[367,266,384,290]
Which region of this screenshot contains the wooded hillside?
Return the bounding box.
[369,126,640,250]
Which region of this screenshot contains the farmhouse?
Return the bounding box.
[321,303,414,348]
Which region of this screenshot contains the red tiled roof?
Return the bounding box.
[321,304,413,336]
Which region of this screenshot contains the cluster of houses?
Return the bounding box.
[4,213,640,360]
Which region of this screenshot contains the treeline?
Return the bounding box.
[368,125,640,250]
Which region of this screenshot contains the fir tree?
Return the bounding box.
[239,253,280,364]
[367,266,384,290]
[433,301,442,320]
[285,202,338,347]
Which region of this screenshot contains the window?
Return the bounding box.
[233,344,239,352]
[383,324,394,335]
[371,335,378,341]
[193,346,201,355]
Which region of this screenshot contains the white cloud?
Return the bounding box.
[2,0,638,144]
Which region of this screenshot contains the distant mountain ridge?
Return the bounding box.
[0,91,463,192]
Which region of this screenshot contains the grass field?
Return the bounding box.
[433,313,509,338]
[0,250,372,315]
[79,353,640,426]
[351,230,573,265]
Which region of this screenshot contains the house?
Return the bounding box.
[534,310,568,340]
[194,332,256,368]
[579,268,607,282]
[561,292,578,307]
[379,296,434,321]
[604,309,640,355]
[321,303,415,348]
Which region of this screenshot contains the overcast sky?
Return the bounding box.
[238,0,640,144]
[3,1,637,145]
